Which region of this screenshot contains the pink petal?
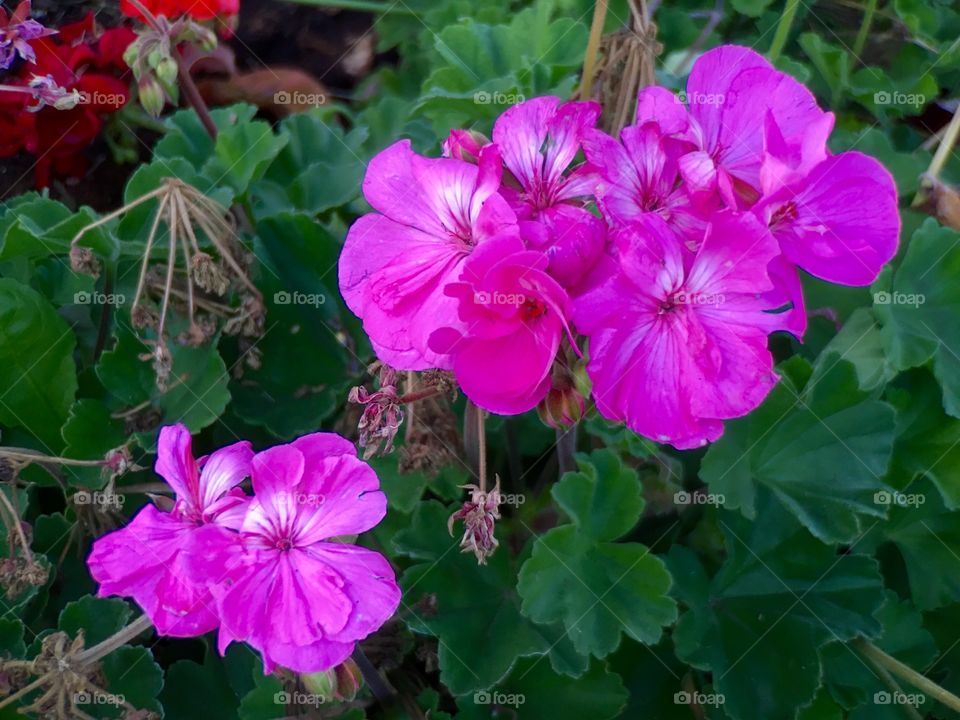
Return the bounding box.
[155,424,199,504]
[198,440,253,515]
[245,445,305,539]
[635,85,691,136]
[760,151,900,285]
[87,505,219,637]
[493,96,562,190]
[306,543,401,643]
[293,453,388,542]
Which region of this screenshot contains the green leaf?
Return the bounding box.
[888,370,960,507]
[732,0,774,17]
[518,450,677,658]
[879,219,960,418]
[819,308,895,392]
[670,497,885,720]
[255,111,368,217]
[0,278,77,448]
[59,596,132,645]
[0,196,114,261]
[229,213,347,438]
[609,639,688,719]
[202,120,289,198]
[821,591,937,716]
[102,645,164,715]
[97,325,230,442]
[862,477,960,610]
[238,672,285,720]
[455,657,628,720]
[702,356,895,544]
[0,617,26,657]
[161,657,240,720]
[416,4,586,132]
[394,501,565,694]
[60,400,128,489]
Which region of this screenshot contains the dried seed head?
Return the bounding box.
[191,252,230,295]
[69,245,101,278]
[131,303,159,330]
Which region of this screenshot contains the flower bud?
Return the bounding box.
[300,658,363,703]
[138,74,165,117]
[155,56,178,87]
[537,385,586,429]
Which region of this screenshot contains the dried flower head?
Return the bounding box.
[448,477,502,565]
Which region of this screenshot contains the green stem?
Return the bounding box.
[852,0,877,59]
[854,639,960,714]
[281,0,416,13]
[768,0,800,64]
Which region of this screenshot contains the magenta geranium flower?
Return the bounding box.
[640,45,834,207]
[573,213,789,449]
[583,120,713,243]
[755,151,901,286]
[87,424,253,637]
[339,140,517,370]
[492,96,607,289]
[429,234,573,414]
[189,433,400,673]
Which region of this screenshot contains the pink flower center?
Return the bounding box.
[274,536,293,552]
[521,296,547,320]
[770,201,798,228]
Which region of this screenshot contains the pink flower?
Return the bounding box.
[87,424,253,637]
[429,234,573,415]
[573,213,788,449]
[493,96,607,289]
[190,434,400,673]
[640,45,834,207]
[754,151,901,286]
[583,120,713,243]
[339,140,517,370]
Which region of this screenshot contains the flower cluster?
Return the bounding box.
[0,12,135,186]
[339,45,900,449]
[87,424,401,673]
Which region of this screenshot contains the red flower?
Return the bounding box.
[0,15,135,187]
[120,0,240,23]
